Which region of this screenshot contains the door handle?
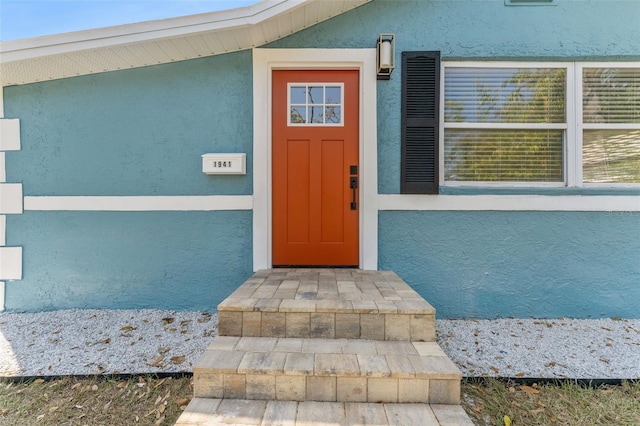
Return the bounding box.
[350,174,358,211]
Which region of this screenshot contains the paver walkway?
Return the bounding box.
[175,269,474,425]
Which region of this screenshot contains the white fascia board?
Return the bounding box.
[0,119,21,151]
[0,183,23,214]
[378,194,640,212]
[0,0,299,63]
[0,247,22,280]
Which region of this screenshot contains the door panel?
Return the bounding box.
[272,70,359,266]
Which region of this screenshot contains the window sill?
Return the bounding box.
[439,186,640,196]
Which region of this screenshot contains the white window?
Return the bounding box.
[441,62,640,187]
[579,65,640,184]
[288,83,343,126]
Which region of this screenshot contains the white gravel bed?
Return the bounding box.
[0,310,217,377]
[1,310,639,379]
[437,318,640,379]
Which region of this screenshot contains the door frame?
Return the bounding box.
[252,48,378,271]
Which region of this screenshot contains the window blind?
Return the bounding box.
[583,68,640,124]
[443,67,566,183]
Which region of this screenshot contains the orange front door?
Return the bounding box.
[272,70,359,266]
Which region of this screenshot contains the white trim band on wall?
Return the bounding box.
[23,195,253,211]
[378,194,640,212]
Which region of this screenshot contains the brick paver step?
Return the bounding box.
[217,269,436,341]
[175,398,474,426]
[193,336,461,404]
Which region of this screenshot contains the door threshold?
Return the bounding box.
[272,265,359,269]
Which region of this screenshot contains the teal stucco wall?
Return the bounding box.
[4,51,254,312]
[5,211,253,311]
[5,50,253,196]
[3,0,639,317]
[379,211,640,319]
[267,0,640,318]
[267,0,640,194]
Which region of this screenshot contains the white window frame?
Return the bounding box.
[439,61,575,188]
[441,61,640,188]
[576,62,640,188]
[288,83,345,126]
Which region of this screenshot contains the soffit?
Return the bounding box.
[0,0,370,87]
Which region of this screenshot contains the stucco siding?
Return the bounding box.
[2,0,638,316]
[4,50,253,196]
[5,211,252,312]
[267,0,640,194]
[379,211,640,319]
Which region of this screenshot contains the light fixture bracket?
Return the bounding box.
[376,33,395,80]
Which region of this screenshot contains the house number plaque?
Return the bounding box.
[202,153,246,175]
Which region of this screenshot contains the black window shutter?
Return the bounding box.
[401,51,440,194]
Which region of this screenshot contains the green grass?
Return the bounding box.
[0,376,192,425]
[462,378,640,426]
[1,376,639,425]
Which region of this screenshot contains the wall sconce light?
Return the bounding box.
[376,33,395,80]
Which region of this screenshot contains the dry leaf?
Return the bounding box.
[170,355,186,365]
[147,355,164,367]
[99,338,111,344]
[520,385,540,394]
[91,384,99,391]
[120,325,137,331]
[490,366,500,374]
[33,379,45,385]
[175,398,190,406]
[48,406,58,413]
[515,372,525,377]
[162,317,175,325]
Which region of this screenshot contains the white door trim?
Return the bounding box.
[252,48,378,271]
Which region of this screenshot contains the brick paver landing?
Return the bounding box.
[175,269,474,425]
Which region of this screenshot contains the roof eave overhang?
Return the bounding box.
[0,0,370,86]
